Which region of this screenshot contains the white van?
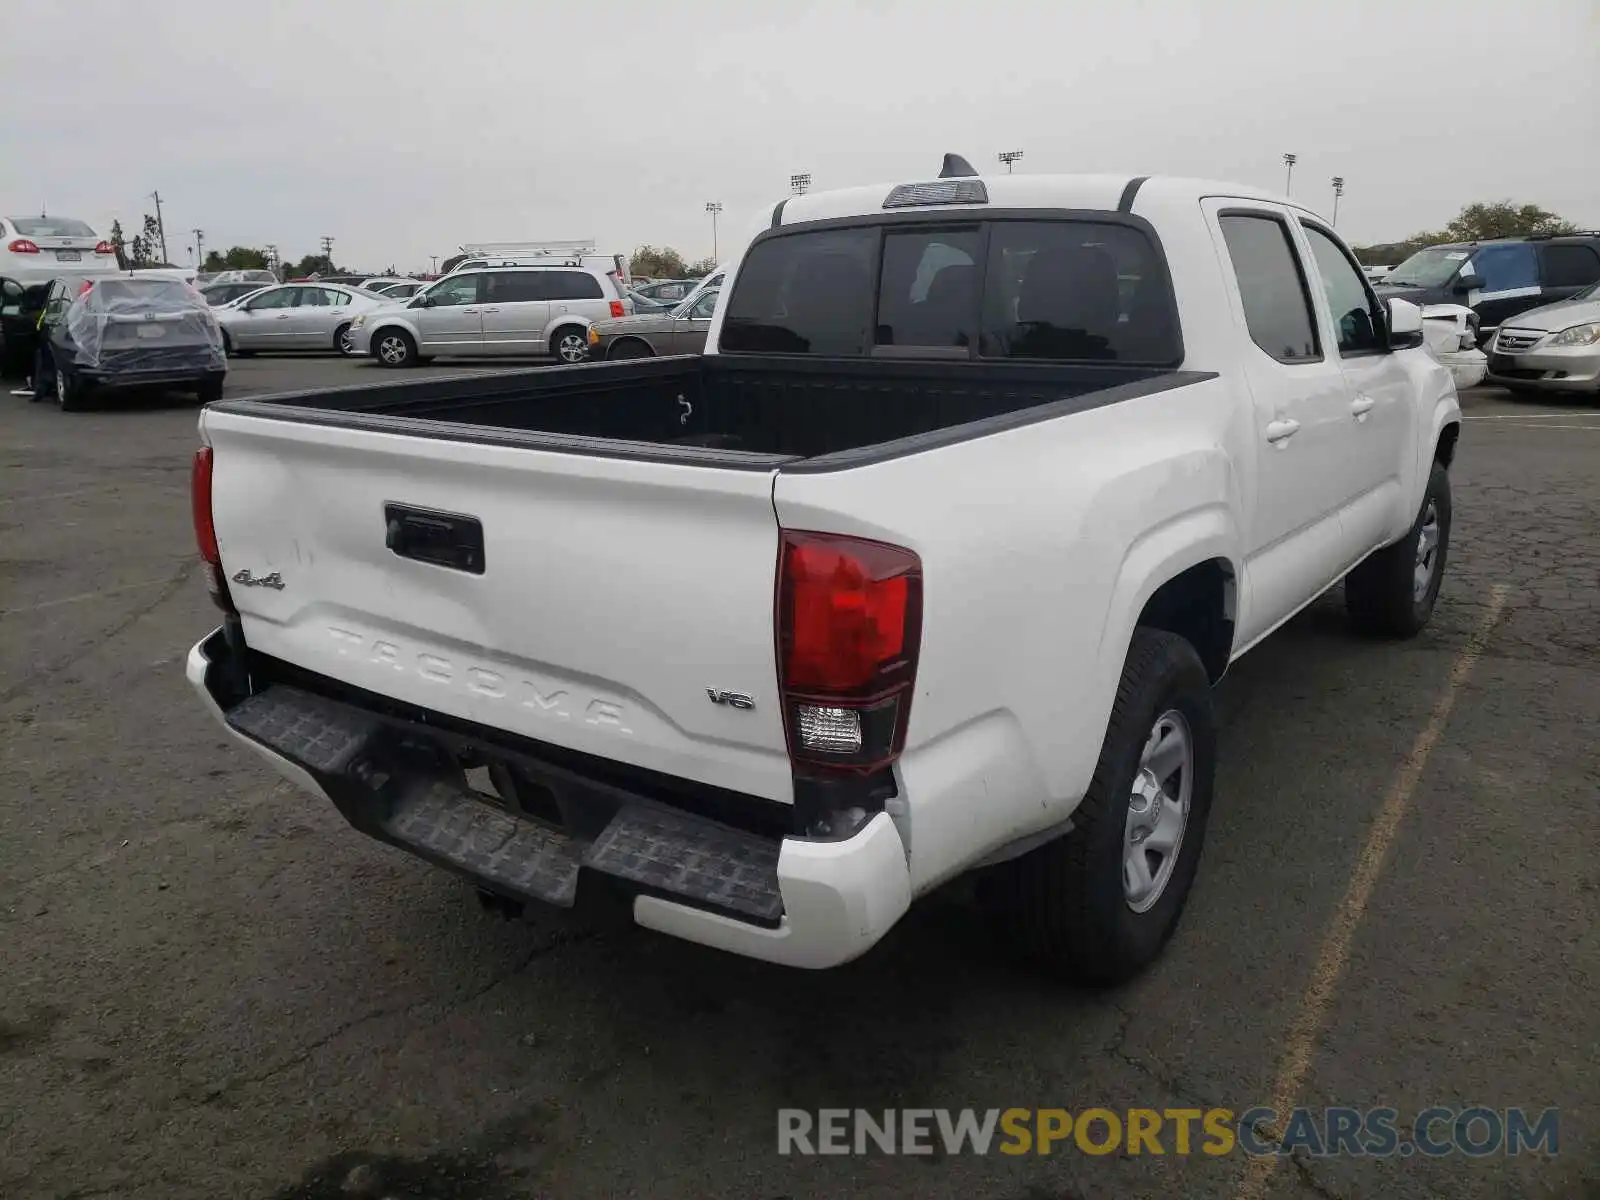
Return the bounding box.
[450,241,630,292]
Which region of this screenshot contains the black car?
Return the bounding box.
[1375,233,1600,345]
[40,275,227,410]
[1,276,50,379]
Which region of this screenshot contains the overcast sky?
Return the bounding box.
[4,0,1595,273]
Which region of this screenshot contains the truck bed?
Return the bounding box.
[213,356,1211,470]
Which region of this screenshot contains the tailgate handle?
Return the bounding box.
[384,503,485,574]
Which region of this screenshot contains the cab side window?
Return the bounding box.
[1218,213,1320,363]
[1301,223,1382,355]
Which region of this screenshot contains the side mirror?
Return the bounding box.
[1386,297,1425,350]
[1454,272,1483,295]
[412,294,434,308]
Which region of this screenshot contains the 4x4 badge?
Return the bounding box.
[231,569,285,591]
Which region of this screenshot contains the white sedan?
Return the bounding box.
[2,215,122,285]
[212,282,396,357]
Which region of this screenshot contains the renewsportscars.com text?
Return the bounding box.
[777,1107,1559,1158]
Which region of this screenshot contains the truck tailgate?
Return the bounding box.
[202,408,793,803]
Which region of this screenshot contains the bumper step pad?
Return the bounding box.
[224,685,784,924]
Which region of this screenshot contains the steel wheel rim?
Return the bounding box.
[557,334,586,363]
[378,336,406,365]
[1413,500,1440,602]
[1123,709,1192,913]
[55,369,66,405]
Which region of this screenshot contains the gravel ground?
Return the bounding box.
[1,358,1596,1200]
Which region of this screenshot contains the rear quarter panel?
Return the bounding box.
[773,376,1243,891]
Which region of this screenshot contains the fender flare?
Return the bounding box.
[1091,503,1242,707]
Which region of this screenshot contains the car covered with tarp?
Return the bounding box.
[44,274,226,410]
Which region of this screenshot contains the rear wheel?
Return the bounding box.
[551,326,589,364]
[195,378,224,404]
[987,628,1217,985]
[1344,461,1451,638]
[607,338,654,360]
[334,322,355,357]
[373,328,418,368]
[55,366,89,412]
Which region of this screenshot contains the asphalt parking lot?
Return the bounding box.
[1,357,1596,1200]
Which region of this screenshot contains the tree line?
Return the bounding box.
[1351,200,1582,266]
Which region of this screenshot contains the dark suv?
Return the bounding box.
[1375,232,1600,344]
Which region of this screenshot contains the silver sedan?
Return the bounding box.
[213,283,396,357]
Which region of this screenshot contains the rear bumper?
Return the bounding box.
[186,630,911,968]
[79,366,225,390]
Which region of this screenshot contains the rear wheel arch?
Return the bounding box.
[1134,557,1237,684]
[1435,421,1461,469]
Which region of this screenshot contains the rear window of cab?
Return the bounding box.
[719,218,1181,365]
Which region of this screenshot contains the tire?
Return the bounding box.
[55,366,89,412]
[333,323,356,357]
[220,329,231,357]
[373,328,418,368]
[607,338,655,361]
[550,326,589,364]
[195,378,224,404]
[988,628,1217,985]
[1344,460,1451,638]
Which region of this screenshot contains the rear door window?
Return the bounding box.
[1218,214,1320,363]
[487,271,550,303]
[1538,243,1600,288]
[547,270,604,300]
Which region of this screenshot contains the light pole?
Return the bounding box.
[997,150,1024,174]
[265,243,279,278]
[149,190,169,263]
[1330,176,1345,228]
[1282,153,1298,196]
[790,173,811,196]
[192,228,204,268]
[705,201,723,260]
[430,255,439,274]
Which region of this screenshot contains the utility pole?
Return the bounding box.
[1330,176,1345,228]
[998,150,1024,173]
[1282,153,1297,197]
[705,201,723,260]
[193,228,205,267]
[320,235,335,270]
[149,190,169,263]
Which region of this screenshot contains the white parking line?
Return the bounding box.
[0,577,176,617]
[1462,412,1600,421]
[1470,422,1600,431]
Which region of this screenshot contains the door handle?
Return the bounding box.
[275,314,292,320]
[1350,395,1375,418]
[1265,418,1301,445]
[480,307,500,313]
[462,308,480,314]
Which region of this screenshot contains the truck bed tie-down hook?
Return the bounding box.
[678,395,692,425]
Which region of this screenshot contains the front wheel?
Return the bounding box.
[195,378,224,404]
[551,326,589,364]
[607,338,654,360]
[1344,461,1451,638]
[987,628,1217,985]
[373,328,418,368]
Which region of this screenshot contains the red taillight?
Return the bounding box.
[777,530,922,772]
[94,240,114,255]
[191,446,235,613]
[609,299,625,318]
[7,238,40,254]
[77,280,94,296]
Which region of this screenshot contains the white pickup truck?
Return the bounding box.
[187,159,1461,984]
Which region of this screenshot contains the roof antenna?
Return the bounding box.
[938,153,979,179]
